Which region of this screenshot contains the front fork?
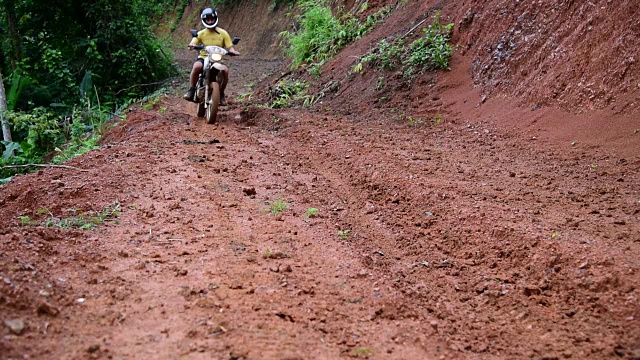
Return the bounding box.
[199,67,223,108]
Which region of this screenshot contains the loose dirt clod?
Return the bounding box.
[4,319,26,335]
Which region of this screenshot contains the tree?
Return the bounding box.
[2,0,22,69]
[0,0,176,109]
[0,71,11,142]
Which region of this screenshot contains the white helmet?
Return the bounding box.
[201,8,218,29]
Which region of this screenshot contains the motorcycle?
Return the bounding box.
[188,30,240,124]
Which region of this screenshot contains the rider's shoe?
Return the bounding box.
[219,92,228,106]
[183,88,196,102]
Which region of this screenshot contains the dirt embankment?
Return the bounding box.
[1,0,639,359]
[458,0,640,113]
[286,0,639,154]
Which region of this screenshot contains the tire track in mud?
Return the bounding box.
[242,108,640,359]
[177,116,450,359]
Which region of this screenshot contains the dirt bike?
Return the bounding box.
[188,30,239,124]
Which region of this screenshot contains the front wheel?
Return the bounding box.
[206,82,220,124]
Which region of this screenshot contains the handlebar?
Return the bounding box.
[190,45,239,56]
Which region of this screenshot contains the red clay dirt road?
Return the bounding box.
[2,0,640,357]
[1,53,639,359]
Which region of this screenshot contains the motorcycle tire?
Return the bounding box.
[206,82,220,124]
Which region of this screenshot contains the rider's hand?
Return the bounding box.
[188,44,195,50]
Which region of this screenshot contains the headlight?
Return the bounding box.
[211,53,222,61]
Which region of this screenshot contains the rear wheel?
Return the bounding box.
[206,82,220,124]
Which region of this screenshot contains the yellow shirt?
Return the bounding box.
[194,27,233,59]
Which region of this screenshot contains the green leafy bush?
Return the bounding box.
[211,0,296,10]
[18,202,122,230]
[0,0,175,183]
[0,98,114,180]
[268,79,309,108]
[403,15,454,74]
[355,13,454,76]
[1,0,176,111]
[6,108,63,155]
[361,39,405,70]
[280,0,391,69]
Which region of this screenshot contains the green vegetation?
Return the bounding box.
[170,0,191,32]
[355,348,373,356]
[1,1,175,109]
[402,114,444,127]
[338,229,351,240]
[0,0,177,183]
[237,91,253,103]
[52,95,123,164]
[353,12,454,76]
[359,39,405,71]
[267,79,322,109]
[212,0,296,10]
[237,82,255,103]
[303,207,318,221]
[18,215,32,226]
[17,202,122,230]
[269,198,289,215]
[269,79,310,108]
[263,248,289,259]
[405,116,423,126]
[279,0,392,69]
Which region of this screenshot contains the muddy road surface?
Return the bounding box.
[1,57,639,360]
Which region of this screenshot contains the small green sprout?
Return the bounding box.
[355,348,373,355]
[270,198,288,215]
[406,116,423,126]
[352,62,364,74]
[338,229,351,240]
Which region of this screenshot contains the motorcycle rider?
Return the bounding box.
[183,8,240,105]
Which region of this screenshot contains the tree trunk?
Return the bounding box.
[3,0,22,69]
[0,71,12,142]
